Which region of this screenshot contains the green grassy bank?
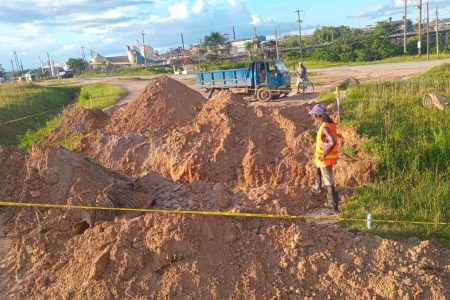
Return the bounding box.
[0,82,126,147]
[337,63,449,247]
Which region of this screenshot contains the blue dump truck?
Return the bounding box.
[196,60,291,101]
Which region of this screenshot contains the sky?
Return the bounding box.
[1,0,450,70]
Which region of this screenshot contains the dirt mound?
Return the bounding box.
[79,91,375,191]
[2,213,449,299]
[0,80,447,298]
[46,106,109,144]
[0,146,27,201]
[107,76,206,135]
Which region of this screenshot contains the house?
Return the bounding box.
[24,71,38,82]
[229,35,266,56]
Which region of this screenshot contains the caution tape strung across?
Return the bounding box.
[0,108,62,127]
[0,201,448,226]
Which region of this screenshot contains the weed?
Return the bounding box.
[342,145,357,158]
[339,63,450,247]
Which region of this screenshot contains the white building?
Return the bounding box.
[229,36,266,56]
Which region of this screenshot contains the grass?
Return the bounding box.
[0,82,126,148]
[77,83,127,109]
[336,63,450,247]
[0,83,79,145]
[285,53,450,70]
[40,79,79,87]
[77,66,171,77]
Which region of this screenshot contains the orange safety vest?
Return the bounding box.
[315,121,339,167]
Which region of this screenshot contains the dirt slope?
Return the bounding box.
[48,79,376,212]
[1,76,448,299]
[2,213,449,299]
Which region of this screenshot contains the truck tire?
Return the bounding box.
[256,87,272,101]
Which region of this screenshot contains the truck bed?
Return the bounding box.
[196,68,251,88]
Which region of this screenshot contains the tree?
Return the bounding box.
[0,64,5,78]
[66,58,87,74]
[204,32,229,57]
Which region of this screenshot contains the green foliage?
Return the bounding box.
[0,83,78,145]
[66,58,87,74]
[76,83,127,109]
[340,63,450,246]
[17,116,62,149]
[79,66,171,77]
[204,32,229,59]
[4,82,125,148]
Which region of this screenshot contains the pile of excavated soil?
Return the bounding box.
[46,106,109,144]
[107,76,206,135]
[0,76,448,299]
[2,212,449,299]
[42,76,378,212]
[67,89,376,212]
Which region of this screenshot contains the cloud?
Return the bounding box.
[0,0,315,68]
[193,0,205,14]
[354,0,450,19]
[251,14,261,26]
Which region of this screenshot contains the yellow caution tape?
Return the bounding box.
[0,109,61,127]
[0,201,448,226]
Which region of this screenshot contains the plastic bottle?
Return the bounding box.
[367,213,374,230]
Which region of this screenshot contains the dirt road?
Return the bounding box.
[74,58,450,108]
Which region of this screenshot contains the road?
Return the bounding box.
[73,58,450,108]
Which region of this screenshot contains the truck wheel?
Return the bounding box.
[256,87,272,101]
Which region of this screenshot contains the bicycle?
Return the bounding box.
[297,75,315,93]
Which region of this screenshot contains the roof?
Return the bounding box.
[174,56,197,65]
[106,56,130,63]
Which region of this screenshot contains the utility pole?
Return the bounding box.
[13,50,20,74]
[81,46,87,72]
[180,33,185,53]
[275,25,279,60]
[426,2,430,60]
[11,60,15,78]
[141,30,147,66]
[232,26,236,40]
[436,5,439,58]
[39,56,43,74]
[404,0,407,54]
[418,0,422,56]
[294,9,304,62]
[197,37,201,64]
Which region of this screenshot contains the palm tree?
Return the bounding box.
[204,32,227,54]
[245,41,257,59]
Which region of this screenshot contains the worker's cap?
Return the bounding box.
[308,104,327,115]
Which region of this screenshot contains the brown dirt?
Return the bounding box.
[107,76,206,136]
[1,75,448,299]
[58,79,376,211]
[2,213,449,299]
[46,106,109,144]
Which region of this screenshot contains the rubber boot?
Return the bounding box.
[311,168,322,193]
[327,192,339,213]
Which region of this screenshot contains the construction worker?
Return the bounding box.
[308,104,339,213]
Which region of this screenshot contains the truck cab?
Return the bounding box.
[249,60,291,100]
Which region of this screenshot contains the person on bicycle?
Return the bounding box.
[296,62,307,93]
